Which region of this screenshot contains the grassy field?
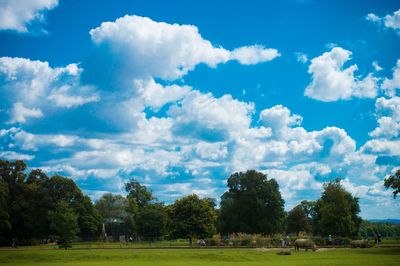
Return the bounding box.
[0,247,399,266]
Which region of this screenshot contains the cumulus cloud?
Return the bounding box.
[0,150,34,161]
[0,0,58,32]
[168,90,254,141]
[8,102,43,124]
[304,47,378,101]
[362,139,400,156]
[382,59,400,96]
[367,9,400,33]
[259,105,303,138]
[0,57,99,123]
[369,96,400,139]
[86,15,279,88]
[370,117,400,139]
[230,45,280,65]
[135,79,191,110]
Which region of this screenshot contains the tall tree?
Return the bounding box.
[136,202,167,240]
[384,169,400,198]
[167,194,217,245]
[0,180,11,244]
[95,193,133,240]
[314,178,362,238]
[125,179,154,209]
[218,170,285,234]
[43,175,101,238]
[286,205,309,235]
[48,201,79,249]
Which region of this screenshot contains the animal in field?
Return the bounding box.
[293,239,317,251]
[350,239,370,248]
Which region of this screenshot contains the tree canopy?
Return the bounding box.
[313,178,362,238]
[0,160,101,246]
[286,205,310,235]
[384,169,400,199]
[218,170,285,235]
[167,194,217,245]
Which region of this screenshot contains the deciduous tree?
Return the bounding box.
[218,170,285,234]
[167,194,216,245]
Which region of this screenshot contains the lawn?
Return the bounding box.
[0,247,399,266]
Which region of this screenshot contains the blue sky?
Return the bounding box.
[1,0,400,218]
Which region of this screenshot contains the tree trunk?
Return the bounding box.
[189,237,192,246]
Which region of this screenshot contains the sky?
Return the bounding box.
[0,0,400,219]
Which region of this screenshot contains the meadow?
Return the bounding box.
[0,246,399,266]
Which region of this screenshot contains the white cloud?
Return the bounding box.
[384,9,400,30]
[370,96,400,139]
[0,0,58,32]
[47,85,100,108]
[366,9,400,33]
[382,59,400,96]
[135,79,191,110]
[259,105,302,138]
[304,47,378,101]
[295,52,308,64]
[366,13,380,23]
[230,45,280,65]
[372,61,383,71]
[361,139,400,156]
[168,90,255,140]
[369,116,400,139]
[8,102,43,123]
[0,150,34,161]
[0,57,99,123]
[88,15,279,85]
[375,96,400,120]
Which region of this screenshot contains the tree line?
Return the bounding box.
[0,160,398,246]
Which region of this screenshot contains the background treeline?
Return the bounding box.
[0,160,399,246]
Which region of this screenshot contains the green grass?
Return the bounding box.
[0,247,399,266]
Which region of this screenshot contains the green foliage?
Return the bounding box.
[384,169,400,198]
[167,194,217,244]
[95,193,133,240]
[137,202,167,240]
[359,220,400,238]
[313,178,362,238]
[0,160,100,245]
[0,180,11,243]
[218,170,285,235]
[125,179,154,209]
[286,205,310,235]
[48,201,79,248]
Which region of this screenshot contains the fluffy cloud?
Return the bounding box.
[0,150,34,161]
[295,52,308,64]
[369,117,400,139]
[8,102,43,123]
[86,15,279,88]
[362,139,400,156]
[230,45,280,65]
[382,59,400,96]
[135,79,191,110]
[0,57,99,123]
[168,90,255,141]
[260,105,302,138]
[369,96,400,139]
[367,9,400,32]
[304,47,378,101]
[0,0,58,32]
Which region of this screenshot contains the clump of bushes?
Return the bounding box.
[205,233,292,247]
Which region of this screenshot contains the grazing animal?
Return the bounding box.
[294,239,317,251]
[350,239,369,248]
